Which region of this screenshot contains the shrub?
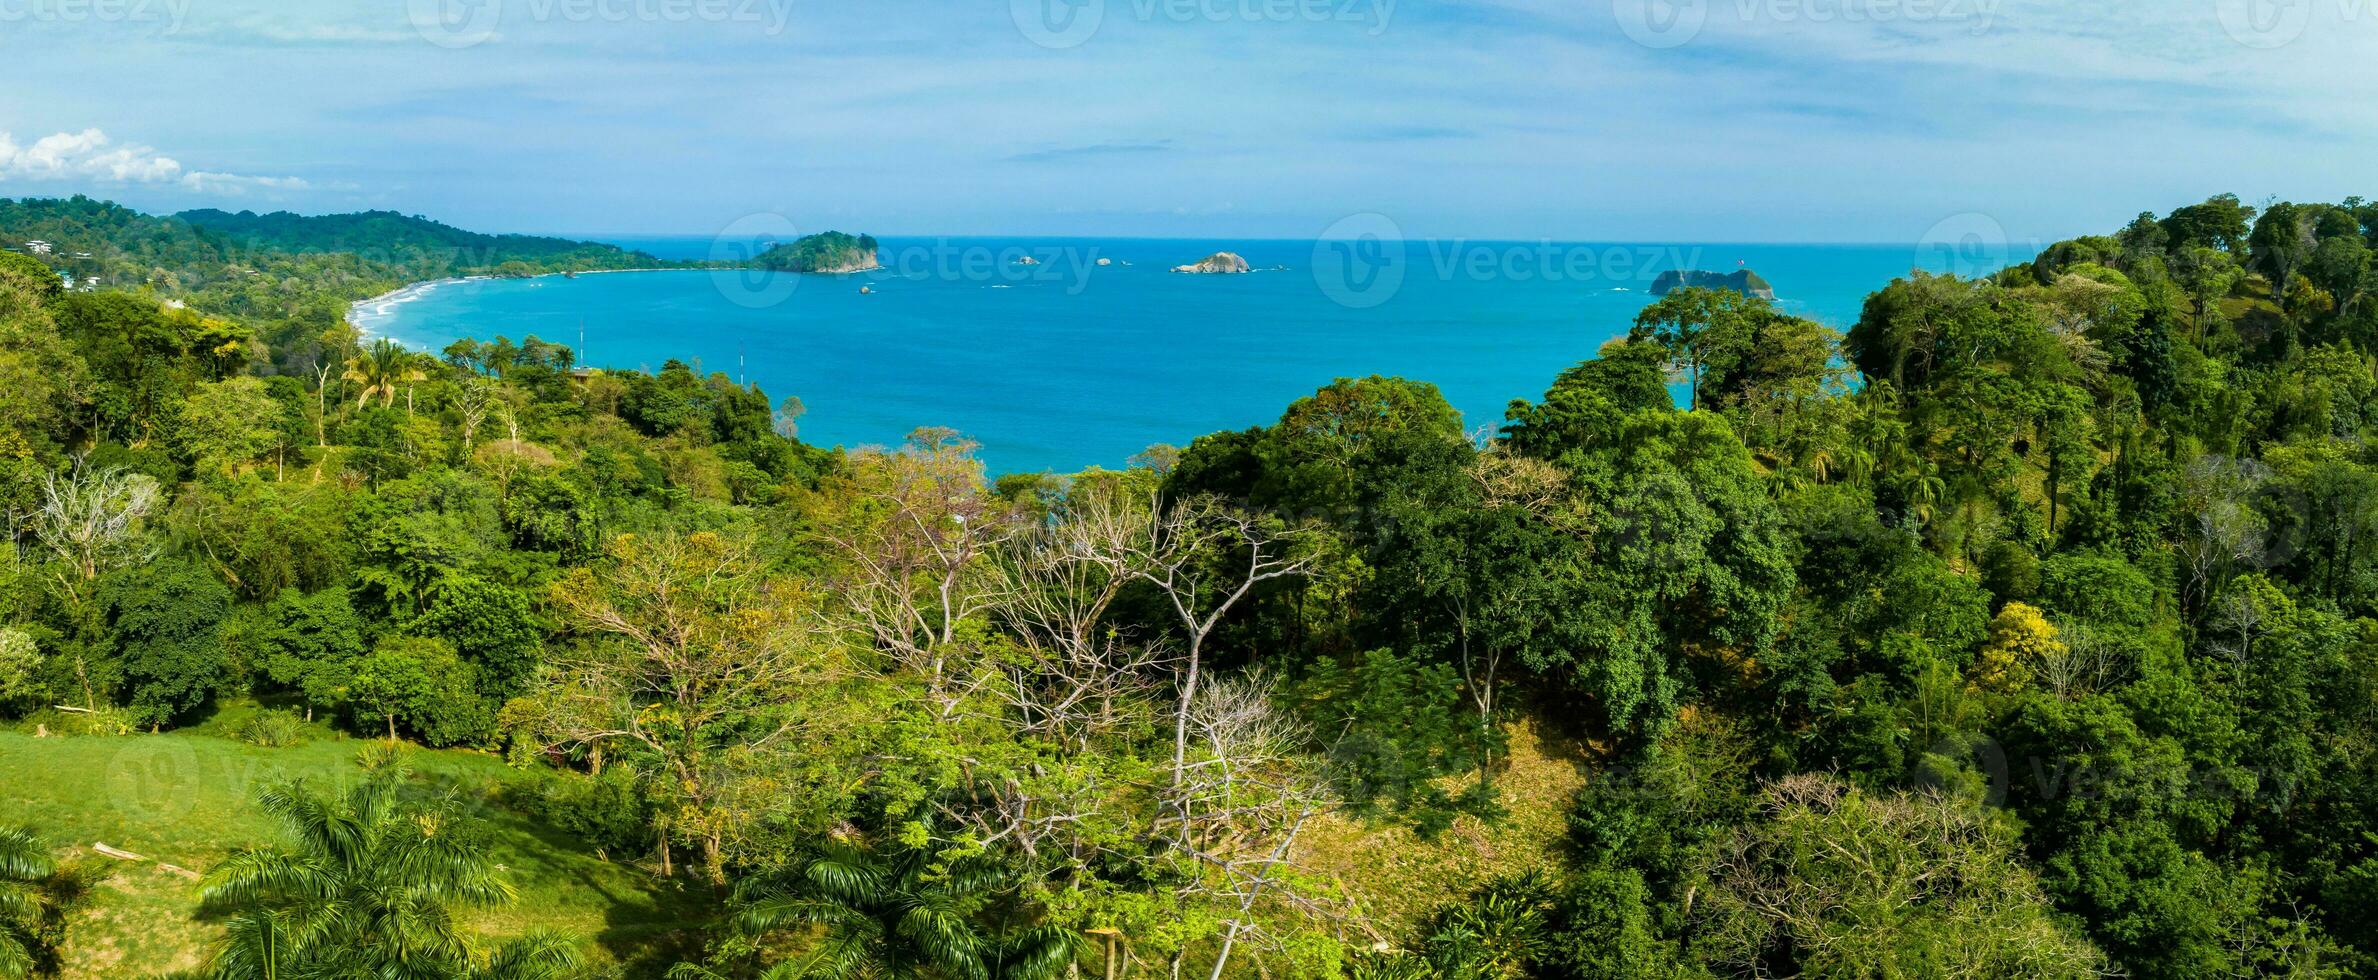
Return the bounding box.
[503,766,654,857]
[235,708,310,748]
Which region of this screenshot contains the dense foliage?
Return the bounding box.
[7,193,2378,978]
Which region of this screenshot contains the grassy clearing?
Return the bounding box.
[1293,720,1590,941]
[0,705,709,978]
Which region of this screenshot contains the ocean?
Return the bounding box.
[356,236,2028,474]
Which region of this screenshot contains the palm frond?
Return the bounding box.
[737,896,869,936]
[802,848,887,905]
[479,929,586,980]
[0,931,34,980]
[0,829,53,883]
[199,850,340,911]
[772,926,880,980]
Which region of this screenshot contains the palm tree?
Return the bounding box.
[199,750,555,980]
[343,339,427,409]
[684,831,1075,980]
[0,826,56,980]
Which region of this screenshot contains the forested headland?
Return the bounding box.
[3,192,2378,978]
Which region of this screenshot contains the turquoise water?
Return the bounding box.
[361,237,2024,474]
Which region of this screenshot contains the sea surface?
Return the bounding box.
[358,236,2029,474]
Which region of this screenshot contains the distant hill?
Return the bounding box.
[0,196,680,296]
[175,208,663,274]
[753,231,880,273]
[0,196,712,331]
[1651,268,1775,300]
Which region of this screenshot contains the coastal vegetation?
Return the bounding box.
[1649,268,1773,300]
[3,191,2378,979]
[751,231,879,274]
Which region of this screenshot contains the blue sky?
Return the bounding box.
[0,0,2370,241]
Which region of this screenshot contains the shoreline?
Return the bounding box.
[345,267,702,339]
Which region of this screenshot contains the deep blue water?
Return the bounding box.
[359,236,2027,474]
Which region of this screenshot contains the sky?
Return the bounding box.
[0,0,2371,242]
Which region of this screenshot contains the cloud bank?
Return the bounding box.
[0,129,309,195]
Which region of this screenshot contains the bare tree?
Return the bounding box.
[810,429,1020,720]
[1129,497,1318,793]
[772,395,806,440]
[32,462,160,582]
[2036,623,2133,699]
[454,375,498,455]
[310,359,335,448]
[29,461,161,708]
[993,476,1178,746]
[2178,456,2273,614]
[2207,582,2273,671]
[1166,675,1335,980]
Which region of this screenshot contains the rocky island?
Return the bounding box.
[1171,251,1251,274]
[1651,268,1775,300]
[753,231,881,273]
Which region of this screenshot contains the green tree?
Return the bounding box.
[98,556,234,725]
[258,587,368,716]
[407,576,541,699]
[344,635,489,745]
[1633,286,1756,410]
[174,376,284,476]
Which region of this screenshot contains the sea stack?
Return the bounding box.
[1650,268,1775,300]
[1172,251,1252,274]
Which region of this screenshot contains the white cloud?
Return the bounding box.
[0,128,309,195]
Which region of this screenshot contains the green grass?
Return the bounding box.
[0,705,711,978]
[1293,720,1590,939]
